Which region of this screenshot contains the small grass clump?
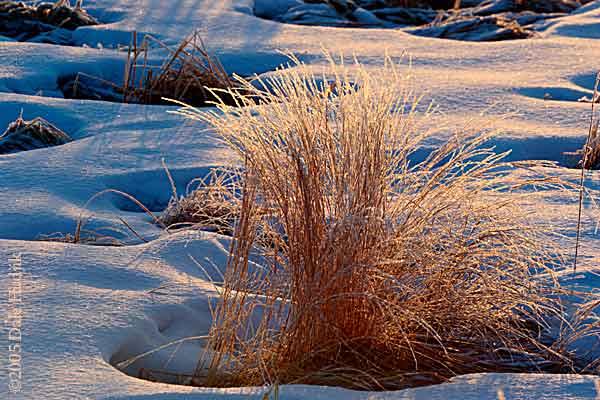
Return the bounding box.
[61,31,240,107]
[564,122,600,170]
[171,53,599,391]
[0,113,72,154]
[121,31,236,106]
[159,167,239,234]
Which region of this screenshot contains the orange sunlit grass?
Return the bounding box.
[173,53,594,390]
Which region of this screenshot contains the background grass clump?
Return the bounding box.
[175,53,593,391]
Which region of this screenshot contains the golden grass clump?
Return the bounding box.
[174,54,587,390]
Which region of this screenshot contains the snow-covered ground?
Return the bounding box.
[3,0,600,398]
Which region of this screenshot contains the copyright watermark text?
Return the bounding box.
[5,253,23,394]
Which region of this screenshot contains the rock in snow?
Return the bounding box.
[254,0,591,41]
[0,0,98,42]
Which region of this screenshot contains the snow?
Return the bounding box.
[2,0,600,399]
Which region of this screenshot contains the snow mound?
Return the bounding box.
[2,0,600,398]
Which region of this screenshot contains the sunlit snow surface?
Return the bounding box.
[3,0,600,398]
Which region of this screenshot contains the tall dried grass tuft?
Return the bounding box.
[62,31,238,107]
[175,53,586,390]
[122,31,236,106]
